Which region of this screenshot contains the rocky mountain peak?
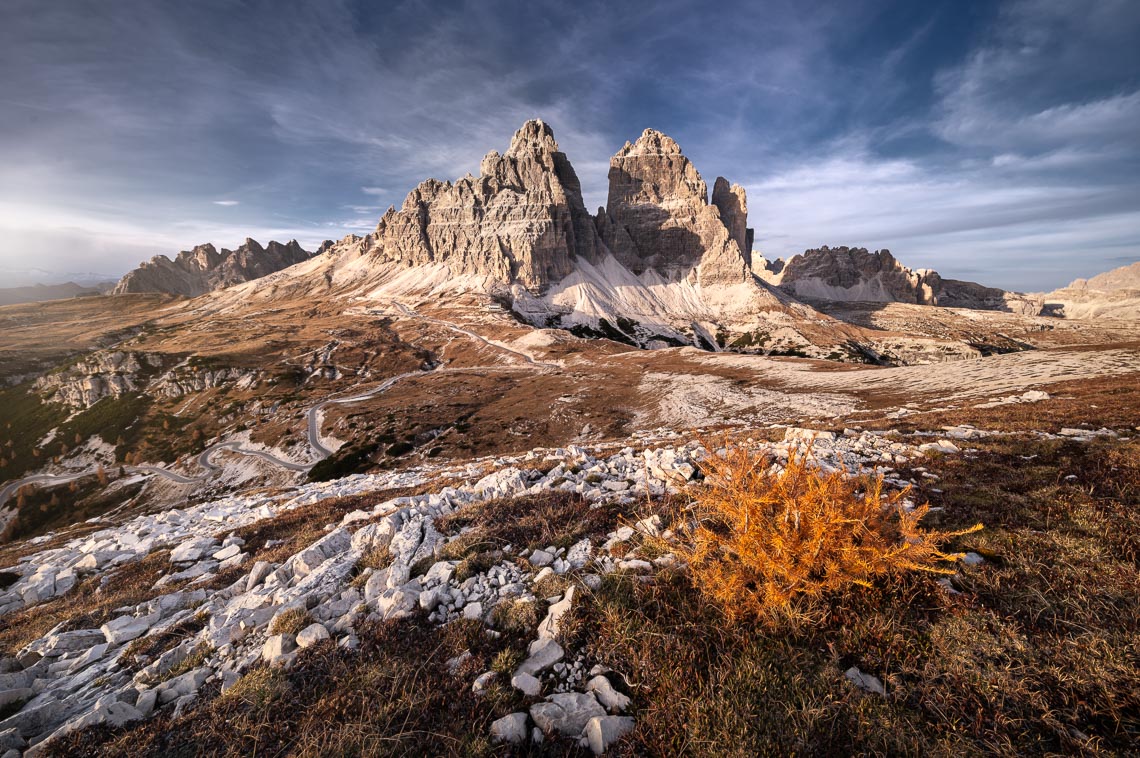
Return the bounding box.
[607,128,708,210]
[712,177,751,266]
[769,245,1040,314]
[598,129,750,285]
[505,118,559,156]
[364,119,598,291]
[616,128,684,158]
[112,238,311,297]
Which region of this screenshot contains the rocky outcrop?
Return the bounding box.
[1039,261,1140,320]
[768,247,939,304]
[1067,261,1140,293]
[34,351,163,409]
[364,119,600,291]
[113,239,311,297]
[711,177,751,265]
[346,121,764,305]
[766,246,1041,314]
[598,129,748,286]
[150,366,261,398]
[0,430,947,749]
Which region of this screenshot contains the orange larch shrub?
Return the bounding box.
[671,443,981,623]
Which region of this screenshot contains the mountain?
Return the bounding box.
[220,120,871,356]
[0,281,109,307]
[1039,261,1140,320]
[111,238,314,297]
[758,246,1042,315]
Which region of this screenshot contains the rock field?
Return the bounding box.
[0,419,1073,755]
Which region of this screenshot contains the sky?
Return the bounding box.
[1,0,1138,291]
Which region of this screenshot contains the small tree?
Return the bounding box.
[669,443,981,624]
[96,464,108,486]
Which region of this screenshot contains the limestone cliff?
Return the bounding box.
[768,246,1041,314]
[598,129,749,286]
[364,119,600,291]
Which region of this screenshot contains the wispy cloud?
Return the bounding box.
[0,0,1136,289]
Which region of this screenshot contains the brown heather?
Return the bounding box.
[672,443,981,622]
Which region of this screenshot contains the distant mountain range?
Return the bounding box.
[0,280,113,307]
[111,238,318,297]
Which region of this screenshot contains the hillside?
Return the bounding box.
[1039,261,1140,320]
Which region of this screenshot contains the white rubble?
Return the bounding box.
[0,427,963,749]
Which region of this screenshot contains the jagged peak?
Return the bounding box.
[506,118,558,156]
[616,128,684,158]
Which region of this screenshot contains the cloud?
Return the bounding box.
[747,141,1140,291]
[0,0,1137,291]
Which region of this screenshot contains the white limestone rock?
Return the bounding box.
[490,712,529,744]
[511,671,542,696]
[530,691,606,737]
[583,715,635,754]
[296,623,330,649]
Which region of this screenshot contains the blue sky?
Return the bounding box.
[1,0,1137,291]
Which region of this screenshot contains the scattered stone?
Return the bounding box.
[101,612,159,645]
[528,549,554,567]
[296,623,330,649]
[262,634,297,664]
[518,638,563,676]
[490,712,529,744]
[472,671,497,695]
[583,715,635,754]
[530,691,607,737]
[212,544,242,562]
[845,666,886,696]
[511,672,542,696]
[585,675,630,712]
[170,537,218,564]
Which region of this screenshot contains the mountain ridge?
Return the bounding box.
[112,238,314,297]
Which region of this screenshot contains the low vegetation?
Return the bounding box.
[670,445,981,623]
[268,608,313,637]
[52,617,529,757]
[30,431,1140,755]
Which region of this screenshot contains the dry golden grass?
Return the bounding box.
[268,608,313,637]
[672,444,981,623]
